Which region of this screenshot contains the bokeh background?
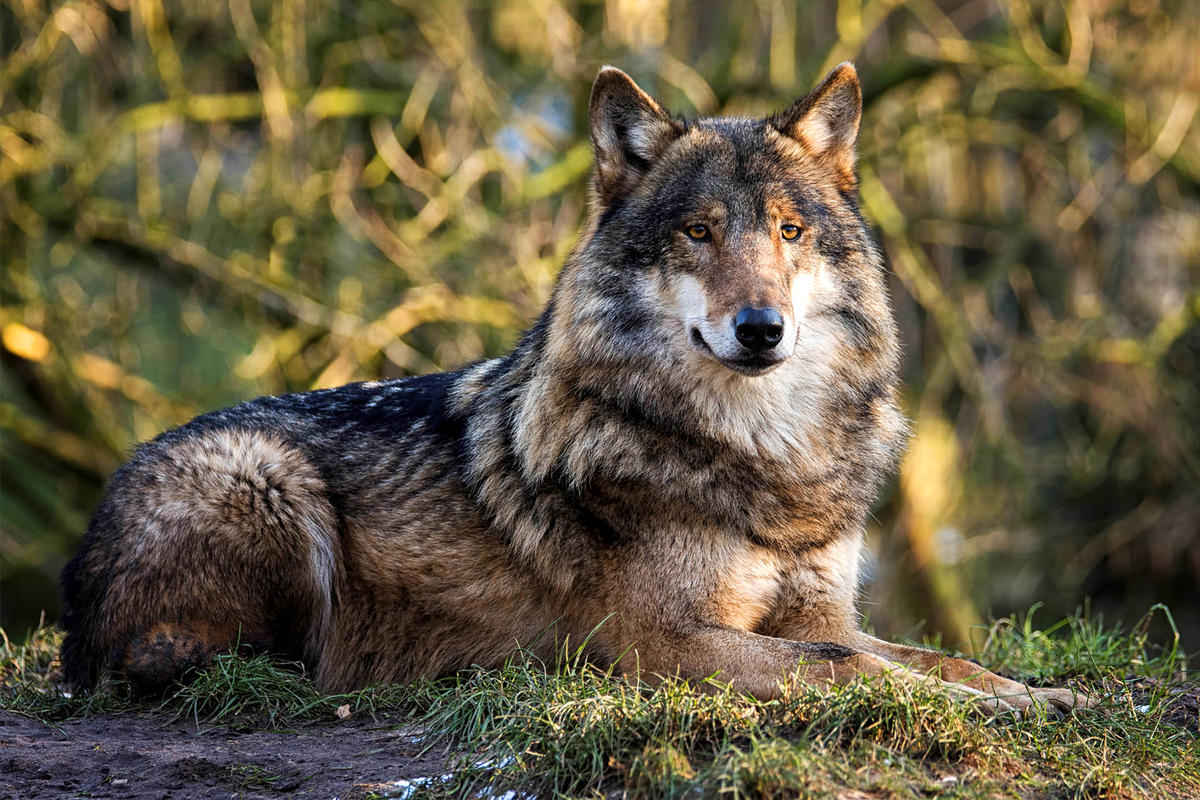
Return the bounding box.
[2,0,1198,650]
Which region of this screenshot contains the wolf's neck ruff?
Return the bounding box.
[450,245,904,592]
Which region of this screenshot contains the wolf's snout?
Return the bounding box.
[734,307,785,351]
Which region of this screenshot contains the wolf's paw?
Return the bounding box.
[963,693,1019,717]
[937,678,1097,718]
[1003,684,1099,717]
[918,676,1020,716]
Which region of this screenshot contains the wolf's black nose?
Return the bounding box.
[734,307,785,350]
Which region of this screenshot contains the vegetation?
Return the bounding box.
[1,608,1196,798]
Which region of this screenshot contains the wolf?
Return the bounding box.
[60,64,1091,714]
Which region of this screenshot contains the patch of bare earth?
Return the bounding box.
[1124,677,1199,734]
[0,710,445,799]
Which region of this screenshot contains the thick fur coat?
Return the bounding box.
[60,65,1091,714]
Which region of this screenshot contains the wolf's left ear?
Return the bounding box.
[589,67,682,204]
[772,63,862,182]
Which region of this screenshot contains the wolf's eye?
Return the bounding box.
[686,224,709,240]
[781,224,801,241]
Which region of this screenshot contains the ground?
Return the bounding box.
[1,712,442,799]
[1,608,1197,799]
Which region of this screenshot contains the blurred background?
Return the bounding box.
[2,0,1198,651]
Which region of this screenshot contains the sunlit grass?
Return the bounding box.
[2,607,1195,798]
[976,603,1186,684]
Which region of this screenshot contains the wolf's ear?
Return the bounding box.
[589,67,682,203]
[772,63,862,182]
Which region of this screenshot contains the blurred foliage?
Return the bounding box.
[1,0,1198,646]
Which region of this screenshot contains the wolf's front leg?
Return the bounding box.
[848,634,1098,713]
[761,606,1093,713]
[605,622,1015,710]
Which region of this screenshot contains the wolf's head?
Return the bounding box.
[566,63,895,381]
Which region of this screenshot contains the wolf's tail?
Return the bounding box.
[58,429,339,691]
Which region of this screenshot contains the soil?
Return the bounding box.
[1124,676,1200,735]
[0,710,449,799]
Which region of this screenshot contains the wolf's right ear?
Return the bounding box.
[589,67,682,204]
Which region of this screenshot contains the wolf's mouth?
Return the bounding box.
[690,328,784,376]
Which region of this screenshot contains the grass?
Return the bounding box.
[1,607,1196,799]
[974,603,1187,684]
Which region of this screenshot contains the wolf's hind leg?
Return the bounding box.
[119,621,243,691]
[60,430,339,691]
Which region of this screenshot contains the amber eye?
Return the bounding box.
[781,224,801,241]
[686,224,709,240]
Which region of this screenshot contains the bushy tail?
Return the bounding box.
[57,430,340,692]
